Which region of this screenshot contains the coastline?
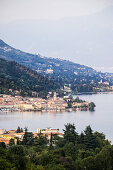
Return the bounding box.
[72,91,113,95]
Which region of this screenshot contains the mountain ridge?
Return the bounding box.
[0,39,113,93]
[0,39,95,71]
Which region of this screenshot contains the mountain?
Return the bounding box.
[0,39,113,93]
[0,58,59,98]
[0,39,96,75]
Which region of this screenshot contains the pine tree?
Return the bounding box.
[79,132,85,144]
[63,123,78,144]
[84,125,97,150]
[50,133,53,147]
[22,127,34,145]
[16,126,21,133]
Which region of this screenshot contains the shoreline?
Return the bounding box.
[72,91,113,95]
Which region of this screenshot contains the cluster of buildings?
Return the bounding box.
[60,85,72,93]
[0,129,24,145]
[64,97,89,111]
[0,93,68,112]
[71,101,89,109]
[0,128,63,145]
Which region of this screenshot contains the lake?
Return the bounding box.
[0,93,113,142]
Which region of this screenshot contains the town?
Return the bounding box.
[0,92,94,112]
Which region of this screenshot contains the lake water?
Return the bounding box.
[0,93,113,142]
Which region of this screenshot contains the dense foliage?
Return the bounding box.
[0,58,59,98]
[0,123,113,170]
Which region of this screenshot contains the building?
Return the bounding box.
[37,128,63,139]
[45,69,53,74]
[0,129,6,135]
[0,134,15,140]
[37,128,59,134]
[0,138,11,145]
[72,101,89,108]
[62,85,72,93]
[47,93,67,111]
[18,103,34,110]
[103,81,109,86]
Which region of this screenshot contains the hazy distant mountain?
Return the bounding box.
[0,39,97,76]
[0,6,113,72]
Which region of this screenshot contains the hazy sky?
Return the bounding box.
[0,0,113,73]
[0,0,113,23]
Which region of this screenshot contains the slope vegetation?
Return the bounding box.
[0,58,59,97]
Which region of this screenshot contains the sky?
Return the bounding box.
[0,0,113,23]
[0,0,113,72]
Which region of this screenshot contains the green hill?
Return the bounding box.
[0,58,59,98]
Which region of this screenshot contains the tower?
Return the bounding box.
[53,92,57,101]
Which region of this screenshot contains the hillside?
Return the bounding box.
[0,39,95,74]
[0,58,59,98]
[0,39,113,93]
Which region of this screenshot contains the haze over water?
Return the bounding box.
[0,93,113,142]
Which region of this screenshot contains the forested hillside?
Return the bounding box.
[0,58,59,97]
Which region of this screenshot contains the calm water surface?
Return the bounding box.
[0,93,113,141]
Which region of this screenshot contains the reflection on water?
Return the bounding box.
[0,93,113,142]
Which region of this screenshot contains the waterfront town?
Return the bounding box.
[0,92,90,112]
[0,127,63,145]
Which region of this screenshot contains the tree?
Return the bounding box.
[8,145,26,170]
[17,139,21,145]
[64,142,77,160]
[95,145,113,170]
[16,126,21,133]
[84,125,97,150]
[20,128,23,132]
[0,159,12,170]
[34,134,48,146]
[22,127,34,145]
[50,133,53,147]
[56,138,67,148]
[16,126,23,133]
[46,164,65,170]
[89,102,96,111]
[94,131,106,149]
[81,156,96,170]
[68,95,73,100]
[79,132,85,144]
[63,123,78,144]
[9,138,15,146]
[0,142,6,148]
